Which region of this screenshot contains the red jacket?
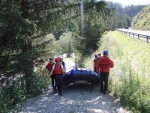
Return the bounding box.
[97,56,114,72]
[52,64,63,75]
[46,61,54,72]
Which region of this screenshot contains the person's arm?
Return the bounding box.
[96,59,100,73]
[109,59,114,68]
[49,65,54,76]
[93,59,95,71]
[46,64,48,69]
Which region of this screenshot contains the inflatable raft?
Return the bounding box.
[63,68,100,86]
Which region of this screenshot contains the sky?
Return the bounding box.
[105,0,150,6]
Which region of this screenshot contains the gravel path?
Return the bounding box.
[19,58,129,113]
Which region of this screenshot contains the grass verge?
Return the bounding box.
[84,31,150,113]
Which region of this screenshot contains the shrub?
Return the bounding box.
[0,72,50,112]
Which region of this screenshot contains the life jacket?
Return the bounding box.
[99,57,109,69]
[53,64,63,75]
[46,62,54,71]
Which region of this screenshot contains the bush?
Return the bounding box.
[0,72,50,113]
[0,78,25,113]
[120,75,150,113]
[26,73,50,97]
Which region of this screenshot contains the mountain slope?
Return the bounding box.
[131,4,150,30]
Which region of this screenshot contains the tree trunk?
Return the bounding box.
[21,0,29,19]
[22,41,33,95]
[21,0,33,95]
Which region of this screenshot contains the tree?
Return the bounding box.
[0,1,112,110]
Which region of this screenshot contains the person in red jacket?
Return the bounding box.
[93,54,99,73]
[46,58,56,91]
[97,50,114,94]
[49,57,65,96]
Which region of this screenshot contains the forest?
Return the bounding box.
[0,0,146,112]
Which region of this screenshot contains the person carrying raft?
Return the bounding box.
[49,57,65,96]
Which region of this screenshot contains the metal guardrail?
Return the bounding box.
[116,29,150,43]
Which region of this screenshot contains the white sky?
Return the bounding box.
[105,0,150,6]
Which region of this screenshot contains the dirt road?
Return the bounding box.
[19,58,129,113]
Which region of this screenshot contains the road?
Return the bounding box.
[117,28,150,42]
[118,28,150,36]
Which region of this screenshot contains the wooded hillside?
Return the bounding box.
[132,4,150,30]
[107,1,145,28]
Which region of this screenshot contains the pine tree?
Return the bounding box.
[0,0,111,104]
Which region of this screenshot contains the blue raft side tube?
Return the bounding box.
[63,68,100,86]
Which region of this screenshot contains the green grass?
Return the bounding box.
[112,31,150,78]
[84,31,150,113]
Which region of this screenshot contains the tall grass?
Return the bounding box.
[84,31,150,113]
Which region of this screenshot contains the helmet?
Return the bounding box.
[55,58,60,62]
[103,50,108,55]
[95,54,98,58]
[59,56,63,61]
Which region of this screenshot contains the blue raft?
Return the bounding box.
[63,68,100,86]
